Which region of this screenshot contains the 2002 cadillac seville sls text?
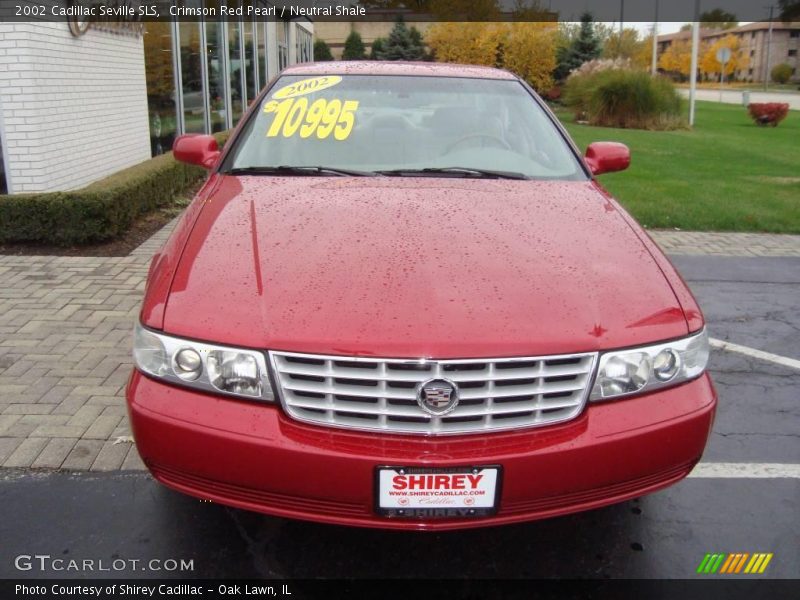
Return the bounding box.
[127,62,716,530]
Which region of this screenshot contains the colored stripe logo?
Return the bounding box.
[697,553,773,574]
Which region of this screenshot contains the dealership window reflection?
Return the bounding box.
[228,21,245,125]
[296,25,312,63]
[143,16,312,155]
[143,22,178,156]
[206,22,226,133]
[277,20,289,70]
[180,22,206,134]
[244,21,257,111]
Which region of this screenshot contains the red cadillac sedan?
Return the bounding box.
[127,62,716,530]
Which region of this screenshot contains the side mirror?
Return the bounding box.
[584,142,630,176]
[173,134,221,169]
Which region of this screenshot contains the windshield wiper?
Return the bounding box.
[376,167,529,180]
[226,165,378,177]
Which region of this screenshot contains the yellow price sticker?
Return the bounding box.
[264,97,358,141]
[271,76,343,100]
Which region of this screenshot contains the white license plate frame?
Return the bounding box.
[375,465,502,519]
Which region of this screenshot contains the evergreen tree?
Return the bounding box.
[554,12,601,80]
[377,17,426,61]
[570,13,602,65]
[699,9,738,30]
[342,30,366,60]
[313,39,334,61]
[370,37,386,60]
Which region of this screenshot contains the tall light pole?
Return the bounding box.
[689,0,701,127]
[651,0,660,76]
[619,0,625,37]
[764,5,775,91]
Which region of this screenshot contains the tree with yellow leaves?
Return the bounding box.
[426,22,557,91]
[143,22,175,99]
[634,35,655,70]
[700,34,749,80]
[426,22,507,67]
[502,23,558,91]
[658,39,698,78]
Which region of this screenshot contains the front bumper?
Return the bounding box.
[127,370,716,531]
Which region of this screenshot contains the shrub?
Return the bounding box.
[369,37,386,60]
[770,63,792,84]
[377,18,427,61]
[747,103,789,127]
[542,86,562,102]
[0,132,228,246]
[342,31,366,60]
[564,69,685,129]
[562,58,635,120]
[313,40,334,61]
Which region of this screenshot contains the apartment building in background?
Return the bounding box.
[657,21,800,83]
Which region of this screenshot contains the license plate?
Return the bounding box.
[376,466,501,518]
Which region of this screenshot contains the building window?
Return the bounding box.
[748,68,753,75]
[296,25,312,63]
[206,22,226,133]
[228,20,244,125]
[277,20,289,70]
[789,49,798,57]
[143,23,178,156]
[179,22,206,134]
[750,49,755,57]
[790,31,799,38]
[258,21,268,87]
[245,20,258,106]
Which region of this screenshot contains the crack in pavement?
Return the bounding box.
[714,432,800,439]
[226,507,283,578]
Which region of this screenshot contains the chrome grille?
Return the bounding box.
[269,351,598,435]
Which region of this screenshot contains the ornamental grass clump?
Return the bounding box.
[564,68,685,130]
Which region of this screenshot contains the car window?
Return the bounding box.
[226,75,586,180]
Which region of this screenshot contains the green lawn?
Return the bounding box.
[556,101,800,233]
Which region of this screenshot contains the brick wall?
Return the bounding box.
[0,22,151,194]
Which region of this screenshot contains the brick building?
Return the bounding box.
[0,15,314,195]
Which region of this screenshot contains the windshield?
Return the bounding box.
[226,74,586,180]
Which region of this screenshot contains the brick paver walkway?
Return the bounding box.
[1,224,799,471]
[650,231,800,257]
[0,221,176,472]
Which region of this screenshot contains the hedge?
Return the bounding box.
[0,131,228,246]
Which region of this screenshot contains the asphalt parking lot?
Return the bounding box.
[1,252,798,584]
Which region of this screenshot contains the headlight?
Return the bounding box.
[590,328,709,401]
[132,323,274,401]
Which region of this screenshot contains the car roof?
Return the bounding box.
[280,61,519,80]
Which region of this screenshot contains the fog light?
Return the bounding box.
[207,350,261,397]
[174,348,202,381]
[653,349,680,381]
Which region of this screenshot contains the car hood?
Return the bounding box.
[162,176,688,358]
